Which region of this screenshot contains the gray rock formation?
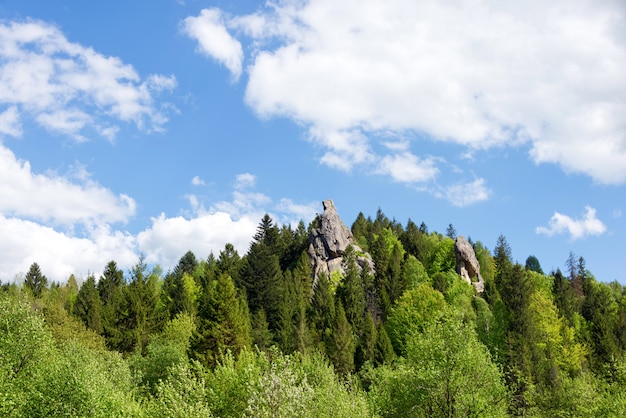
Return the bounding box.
[308,200,374,286]
[454,236,485,293]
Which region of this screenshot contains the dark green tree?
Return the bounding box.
[24,262,47,297]
[336,246,366,336]
[216,243,241,283]
[330,300,355,377]
[445,223,457,239]
[191,273,251,367]
[73,275,103,334]
[240,215,284,332]
[525,255,544,275]
[98,260,124,305]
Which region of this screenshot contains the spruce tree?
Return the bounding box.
[73,275,103,334]
[24,262,47,297]
[331,300,355,377]
[98,260,124,305]
[192,273,251,366]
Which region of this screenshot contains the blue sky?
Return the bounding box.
[0,0,624,283]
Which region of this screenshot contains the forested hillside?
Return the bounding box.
[2,201,626,417]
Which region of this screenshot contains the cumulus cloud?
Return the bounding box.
[0,215,137,282]
[536,206,607,240]
[181,9,244,80]
[0,144,135,226]
[184,0,626,184]
[0,19,176,140]
[0,168,318,281]
[137,175,316,270]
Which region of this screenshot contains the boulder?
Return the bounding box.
[454,236,484,293]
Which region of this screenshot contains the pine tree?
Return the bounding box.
[98,260,124,305]
[310,272,335,345]
[24,262,47,297]
[191,273,251,367]
[73,275,103,334]
[240,215,283,331]
[525,255,544,275]
[330,300,355,377]
[337,246,366,336]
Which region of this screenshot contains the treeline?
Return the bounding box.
[2,209,626,416]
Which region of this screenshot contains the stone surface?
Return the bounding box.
[308,200,374,285]
[454,236,485,293]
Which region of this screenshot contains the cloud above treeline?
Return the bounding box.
[536,206,607,241]
[183,0,626,186]
[0,19,317,282]
[0,155,317,281]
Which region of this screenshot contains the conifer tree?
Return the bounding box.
[331,300,355,377]
[73,275,103,334]
[98,260,124,305]
[337,246,366,336]
[310,272,335,345]
[240,215,283,332]
[192,273,251,366]
[24,262,47,297]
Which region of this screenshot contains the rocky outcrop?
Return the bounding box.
[454,236,484,293]
[308,200,374,286]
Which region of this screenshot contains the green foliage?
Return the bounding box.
[368,317,508,417]
[192,273,251,367]
[0,295,141,417]
[130,312,196,394]
[23,262,47,298]
[386,283,447,355]
[147,361,212,417]
[73,274,103,334]
[428,236,456,277]
[4,210,626,417]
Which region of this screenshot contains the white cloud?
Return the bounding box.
[191,175,206,186]
[186,0,626,184]
[536,206,607,240]
[275,198,318,226]
[438,178,491,207]
[0,144,136,226]
[0,169,318,281]
[377,152,439,183]
[0,106,21,136]
[137,176,315,270]
[0,19,176,140]
[0,215,137,282]
[181,9,244,80]
[234,172,256,189]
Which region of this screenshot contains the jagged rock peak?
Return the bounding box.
[454,236,485,293]
[308,199,374,282]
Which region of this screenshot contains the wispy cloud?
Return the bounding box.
[536,206,607,240]
[437,178,491,207]
[191,175,206,186]
[0,19,176,141]
[181,9,243,81]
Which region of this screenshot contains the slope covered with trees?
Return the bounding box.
[2,204,626,417]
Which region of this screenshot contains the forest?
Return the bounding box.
[2,203,626,417]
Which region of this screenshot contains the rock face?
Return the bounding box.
[308,200,374,286]
[454,236,485,293]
